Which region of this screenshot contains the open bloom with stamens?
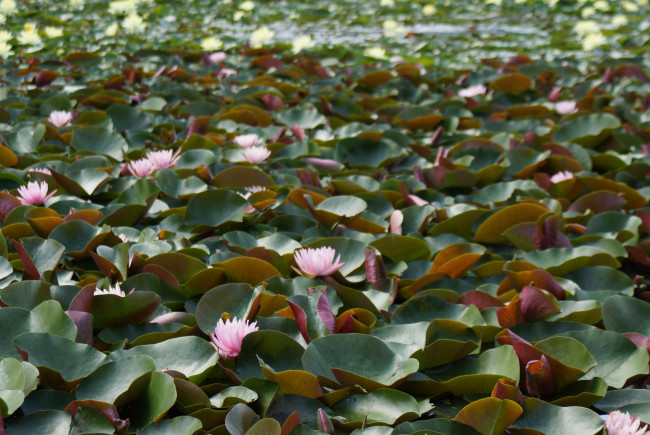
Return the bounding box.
[605,410,650,435]
[234,133,259,148]
[550,171,574,183]
[147,148,181,170]
[293,247,345,278]
[242,146,271,164]
[94,283,126,297]
[48,110,72,128]
[16,181,56,205]
[128,158,156,177]
[209,317,258,359]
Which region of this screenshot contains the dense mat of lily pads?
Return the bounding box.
[2,0,650,433]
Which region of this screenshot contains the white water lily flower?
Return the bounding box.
[0,13,6,24]
[292,35,312,53]
[201,36,223,51]
[250,26,274,48]
[0,30,11,42]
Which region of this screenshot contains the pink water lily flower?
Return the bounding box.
[242,146,271,164]
[128,158,156,177]
[605,410,650,435]
[293,247,345,278]
[209,317,259,360]
[147,148,181,170]
[16,181,57,205]
[234,133,259,148]
[47,110,72,128]
[94,283,126,297]
[550,170,574,183]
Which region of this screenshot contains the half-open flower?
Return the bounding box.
[242,146,271,164]
[605,410,650,435]
[147,148,181,170]
[293,246,345,278]
[128,158,156,177]
[550,171,574,183]
[94,283,126,297]
[47,110,72,128]
[16,181,57,205]
[209,317,259,360]
[234,133,259,148]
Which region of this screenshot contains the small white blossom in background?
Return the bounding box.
[0,13,6,24]
[249,26,274,48]
[69,0,84,8]
[109,0,138,15]
[583,32,607,51]
[201,36,223,51]
[612,15,628,27]
[239,0,254,11]
[0,41,12,58]
[574,20,599,36]
[233,11,245,21]
[581,6,596,18]
[0,30,11,42]
[0,0,16,14]
[18,24,42,46]
[292,35,312,54]
[363,46,386,59]
[486,0,502,5]
[593,0,608,10]
[122,13,145,34]
[622,1,638,12]
[44,27,63,38]
[379,0,394,6]
[422,4,436,15]
[105,23,119,37]
[382,19,405,38]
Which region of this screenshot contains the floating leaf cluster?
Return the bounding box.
[1,0,650,434]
